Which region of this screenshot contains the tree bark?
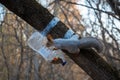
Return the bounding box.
[106,0,120,19]
[0,0,119,80]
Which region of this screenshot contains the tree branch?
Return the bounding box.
[0,0,119,80]
[60,0,120,20]
[106,0,120,19]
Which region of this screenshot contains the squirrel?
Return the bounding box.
[47,35,104,54]
[46,35,104,65]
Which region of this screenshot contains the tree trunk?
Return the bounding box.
[0,0,119,80]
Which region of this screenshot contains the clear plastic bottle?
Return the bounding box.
[28,31,66,65]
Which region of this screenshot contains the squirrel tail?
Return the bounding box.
[78,37,104,53]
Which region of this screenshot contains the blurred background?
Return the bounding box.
[0,0,120,80]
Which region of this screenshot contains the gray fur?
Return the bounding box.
[53,37,104,53]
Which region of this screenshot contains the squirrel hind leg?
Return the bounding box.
[68,47,80,54]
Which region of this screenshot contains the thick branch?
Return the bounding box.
[0,0,119,80]
[107,0,120,19]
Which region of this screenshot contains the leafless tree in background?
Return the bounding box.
[0,1,91,80]
[38,0,120,72]
[0,0,120,80]
[80,0,120,70]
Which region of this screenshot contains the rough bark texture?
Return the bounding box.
[0,0,119,80]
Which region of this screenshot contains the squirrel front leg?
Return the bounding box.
[46,34,58,50]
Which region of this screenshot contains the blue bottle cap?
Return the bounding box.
[62,61,67,66]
